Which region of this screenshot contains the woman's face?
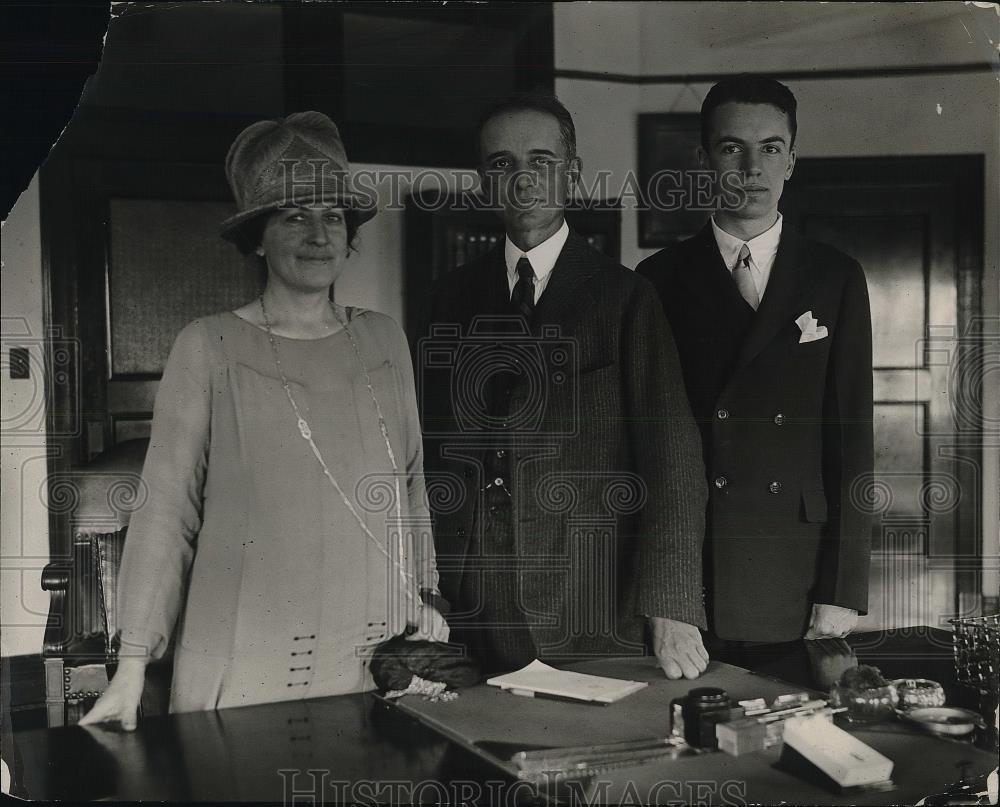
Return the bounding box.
[257,205,349,294]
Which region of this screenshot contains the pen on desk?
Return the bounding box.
[507,687,609,706]
[755,699,829,723]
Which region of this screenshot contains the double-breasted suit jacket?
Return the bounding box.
[417,232,708,656]
[637,223,874,642]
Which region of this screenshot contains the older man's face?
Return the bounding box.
[478,108,580,248]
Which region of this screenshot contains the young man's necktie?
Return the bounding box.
[733,243,760,310]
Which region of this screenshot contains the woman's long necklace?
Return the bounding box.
[258,294,420,621]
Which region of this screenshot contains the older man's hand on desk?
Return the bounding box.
[649,616,709,679]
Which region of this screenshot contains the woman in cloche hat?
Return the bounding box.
[81,111,448,727]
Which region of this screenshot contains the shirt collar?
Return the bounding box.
[505,220,569,282]
[711,213,783,271]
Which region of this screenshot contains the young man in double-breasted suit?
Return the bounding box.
[418,93,710,678]
[637,76,875,645]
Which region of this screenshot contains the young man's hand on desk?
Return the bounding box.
[649,616,709,679]
[804,604,859,640]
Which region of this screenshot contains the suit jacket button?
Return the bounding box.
[717,408,729,420]
[495,449,506,458]
[768,481,782,494]
[456,527,466,537]
[774,413,785,426]
[714,476,728,489]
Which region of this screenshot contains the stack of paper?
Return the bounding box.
[487,659,647,704]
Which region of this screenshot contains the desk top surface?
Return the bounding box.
[8,628,998,804]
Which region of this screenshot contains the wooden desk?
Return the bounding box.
[7,629,998,803]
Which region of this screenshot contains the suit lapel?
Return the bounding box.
[464,242,511,320]
[532,232,601,331]
[732,228,807,372]
[676,223,750,318]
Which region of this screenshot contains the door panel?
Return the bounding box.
[104,196,259,451]
[56,160,252,460]
[107,198,254,376]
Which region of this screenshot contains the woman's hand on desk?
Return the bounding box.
[406,605,450,643]
[78,657,147,731]
[649,616,709,680]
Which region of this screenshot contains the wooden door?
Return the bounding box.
[41,154,261,560]
[781,156,984,632]
[46,159,257,460]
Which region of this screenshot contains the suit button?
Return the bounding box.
[717,409,729,420]
[494,477,504,487]
[456,528,466,537]
[714,476,728,489]
[768,481,782,494]
[774,413,785,426]
[495,449,506,458]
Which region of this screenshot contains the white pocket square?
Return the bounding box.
[795,310,829,343]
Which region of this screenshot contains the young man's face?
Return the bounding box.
[699,101,796,224]
[478,108,581,247]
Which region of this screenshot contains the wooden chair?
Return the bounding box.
[40,439,171,726]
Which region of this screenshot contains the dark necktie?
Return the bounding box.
[510,256,536,319]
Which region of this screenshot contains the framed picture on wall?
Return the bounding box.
[638,113,711,246]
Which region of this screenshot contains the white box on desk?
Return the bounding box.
[782,714,894,788]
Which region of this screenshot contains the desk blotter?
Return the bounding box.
[384,656,998,805]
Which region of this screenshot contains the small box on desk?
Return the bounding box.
[716,718,767,756]
[777,715,894,793]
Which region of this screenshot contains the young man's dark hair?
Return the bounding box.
[700,75,798,149]
[475,91,577,159]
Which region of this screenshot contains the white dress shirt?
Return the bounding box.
[711,214,783,301]
[504,220,569,302]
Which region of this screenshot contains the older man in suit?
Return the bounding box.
[638,76,874,648]
[417,93,709,678]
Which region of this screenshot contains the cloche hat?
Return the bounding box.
[219,111,376,245]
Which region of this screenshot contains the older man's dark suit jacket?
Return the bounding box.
[637,223,874,642]
[416,232,708,656]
